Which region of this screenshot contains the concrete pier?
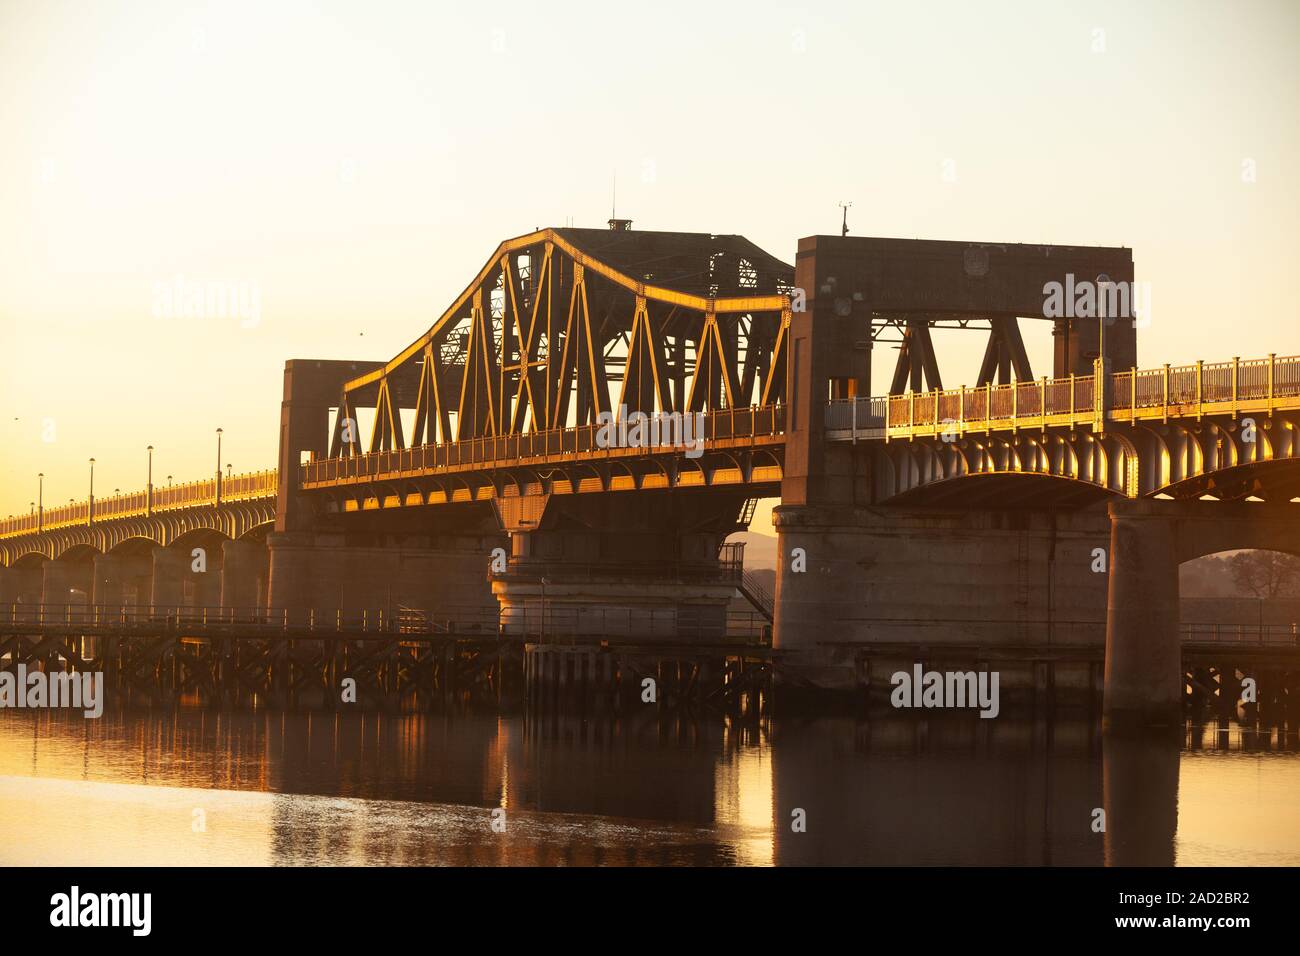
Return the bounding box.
[220,539,267,611]
[1103,506,1181,725]
[772,504,1110,692]
[40,557,91,621]
[266,530,501,623]
[492,492,748,643]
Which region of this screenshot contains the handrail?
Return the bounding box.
[300,403,786,487]
[825,352,1300,439]
[0,470,278,539]
[0,602,772,643]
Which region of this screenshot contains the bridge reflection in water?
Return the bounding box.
[2,707,1297,866]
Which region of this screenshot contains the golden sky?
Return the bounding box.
[2,0,1297,522]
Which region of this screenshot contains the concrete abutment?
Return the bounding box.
[772,503,1112,697]
[491,492,750,642]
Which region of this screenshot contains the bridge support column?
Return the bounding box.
[221,539,266,613]
[1103,501,1181,726]
[150,547,187,610]
[90,553,151,611]
[41,559,92,623]
[0,565,44,623]
[266,530,501,626]
[772,504,1111,694]
[492,493,749,643]
[275,359,384,533]
[91,554,126,611]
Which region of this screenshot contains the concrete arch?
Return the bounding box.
[1171,507,1300,564]
[54,536,101,560]
[885,471,1119,509]
[239,521,274,542]
[1104,497,1300,723]
[171,526,232,554]
[1156,458,1300,503]
[874,430,1127,505]
[108,535,161,556]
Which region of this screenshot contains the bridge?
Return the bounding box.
[3,228,1299,725]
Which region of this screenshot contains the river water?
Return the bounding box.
[1,707,1297,866]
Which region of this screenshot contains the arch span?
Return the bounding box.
[1103,498,1300,725]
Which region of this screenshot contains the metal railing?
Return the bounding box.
[825,352,1300,439]
[0,470,279,539]
[6,604,1291,647]
[1180,622,1300,645]
[0,603,424,632]
[0,602,772,643]
[492,560,749,586]
[500,604,770,644]
[739,570,774,619]
[301,404,785,487]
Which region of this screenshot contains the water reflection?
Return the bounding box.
[0,708,1296,866]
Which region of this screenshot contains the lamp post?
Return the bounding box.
[37,473,43,531]
[147,445,154,515]
[1093,274,1112,431]
[215,428,223,505]
[1098,273,1108,371]
[540,576,550,642]
[88,458,95,525]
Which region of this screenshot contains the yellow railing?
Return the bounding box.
[301,405,785,487]
[0,469,278,539]
[825,353,1300,439]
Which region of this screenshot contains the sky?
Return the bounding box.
[1,0,1297,528]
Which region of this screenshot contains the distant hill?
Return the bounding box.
[726,529,778,570]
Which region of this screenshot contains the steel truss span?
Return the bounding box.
[328,227,795,457]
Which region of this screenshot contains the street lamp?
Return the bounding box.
[37,472,43,531]
[1096,272,1111,371]
[226,463,232,479]
[215,428,223,504]
[540,576,550,642]
[88,457,95,524]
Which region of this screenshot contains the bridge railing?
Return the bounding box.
[0,470,279,539]
[1181,622,1300,645]
[301,404,785,486]
[0,603,421,630]
[0,602,771,643]
[826,352,1300,439]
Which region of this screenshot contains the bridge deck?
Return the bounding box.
[299,404,785,499]
[6,353,1300,541]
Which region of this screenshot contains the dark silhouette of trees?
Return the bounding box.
[1228,550,1300,599]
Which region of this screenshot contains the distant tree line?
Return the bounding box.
[1180,550,1300,599]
